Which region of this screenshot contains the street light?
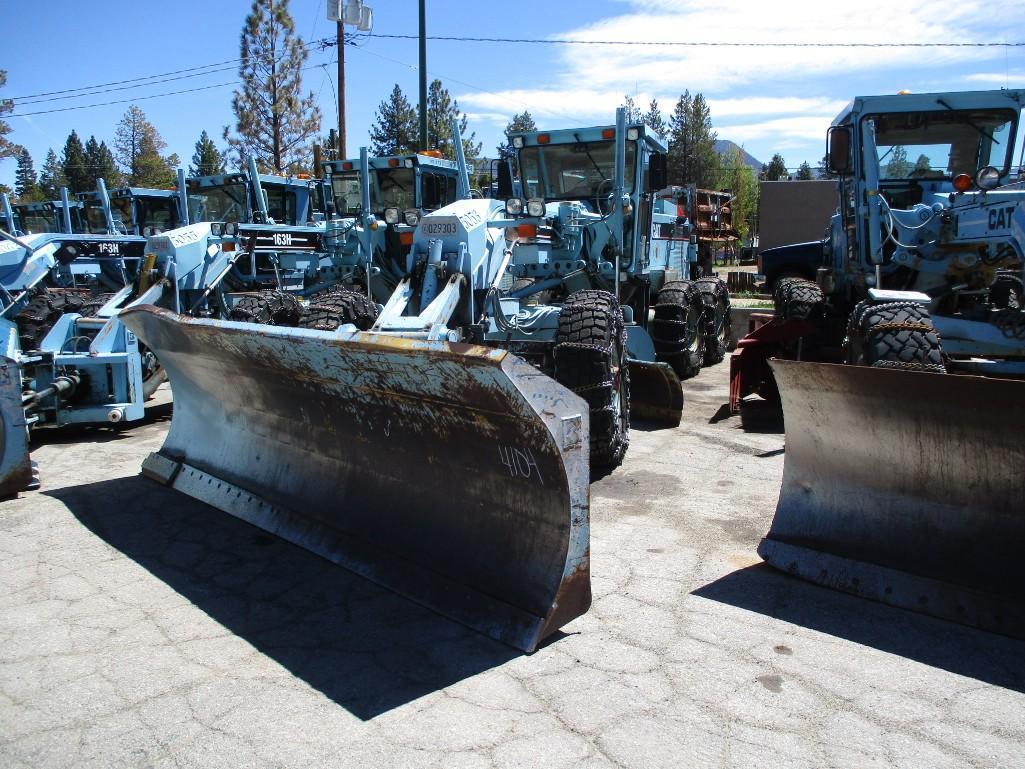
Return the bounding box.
[327,1,373,159]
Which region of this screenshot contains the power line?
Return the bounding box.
[8,59,243,101]
[8,57,337,118]
[368,33,1025,48]
[8,36,337,106]
[17,65,240,106]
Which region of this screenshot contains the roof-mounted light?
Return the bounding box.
[601,128,615,140]
[512,136,524,148]
[536,134,550,145]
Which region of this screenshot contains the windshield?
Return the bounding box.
[84,203,109,233]
[868,108,1016,180]
[331,172,363,216]
[518,141,637,201]
[371,168,415,212]
[16,207,56,234]
[187,183,248,223]
[137,197,178,232]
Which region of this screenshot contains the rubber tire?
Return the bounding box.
[652,280,706,380]
[78,293,116,318]
[228,290,304,326]
[300,288,380,331]
[695,277,732,365]
[14,290,89,351]
[845,301,945,372]
[774,277,824,320]
[989,271,1023,310]
[554,289,629,471]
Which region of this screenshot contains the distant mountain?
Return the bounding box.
[714,140,762,173]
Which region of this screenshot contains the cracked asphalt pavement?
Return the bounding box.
[2,361,1023,768]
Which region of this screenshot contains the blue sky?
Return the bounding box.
[3,0,1025,189]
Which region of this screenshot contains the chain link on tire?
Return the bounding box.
[845,301,945,373]
[773,277,825,321]
[300,287,380,331]
[989,270,1023,311]
[652,280,706,379]
[695,276,732,366]
[14,289,91,351]
[554,289,629,471]
[228,290,305,326]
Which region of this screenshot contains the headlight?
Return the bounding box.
[526,198,545,218]
[224,222,239,236]
[506,198,524,216]
[384,207,400,225]
[975,166,1000,191]
[512,136,524,148]
[210,222,224,236]
[403,209,420,226]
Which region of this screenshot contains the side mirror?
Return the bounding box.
[648,152,668,192]
[827,126,851,175]
[496,159,514,199]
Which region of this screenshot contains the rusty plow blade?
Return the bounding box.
[120,306,591,652]
[627,360,683,426]
[761,359,1025,639]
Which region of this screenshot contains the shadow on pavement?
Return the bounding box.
[694,563,1025,693]
[48,475,518,720]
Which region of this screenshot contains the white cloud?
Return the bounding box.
[707,97,847,119]
[961,71,1025,85]
[550,2,1010,93]
[718,116,835,144]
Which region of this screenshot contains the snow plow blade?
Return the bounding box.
[760,359,1025,639]
[0,355,33,498]
[627,360,683,425]
[119,305,590,652]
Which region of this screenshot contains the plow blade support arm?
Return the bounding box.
[761,359,1025,639]
[120,306,591,652]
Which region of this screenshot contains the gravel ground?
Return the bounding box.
[2,360,1023,769]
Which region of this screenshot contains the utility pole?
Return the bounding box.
[419,0,428,150]
[328,1,373,161]
[337,19,346,159]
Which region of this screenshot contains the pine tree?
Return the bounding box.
[369,84,418,156]
[424,79,481,161]
[622,94,640,122]
[85,136,123,188]
[39,149,66,199]
[796,161,813,180]
[0,70,17,162]
[761,153,788,181]
[225,0,321,174]
[497,111,537,163]
[643,99,667,139]
[687,94,718,188]
[61,131,91,193]
[884,145,910,178]
[816,153,831,179]
[15,148,39,201]
[716,146,758,241]
[190,130,226,175]
[115,105,178,187]
[667,91,692,185]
